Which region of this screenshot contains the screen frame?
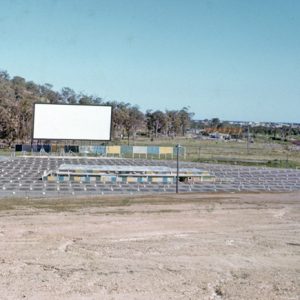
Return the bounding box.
[32,102,113,141]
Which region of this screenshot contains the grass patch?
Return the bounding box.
[266,159,300,169]
[0,197,130,213]
[192,157,300,169]
[0,194,235,213]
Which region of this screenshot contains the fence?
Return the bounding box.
[15,144,186,159]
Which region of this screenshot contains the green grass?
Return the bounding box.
[192,157,300,169]
[1,136,299,168]
[117,137,300,167]
[266,159,300,169]
[0,149,11,156]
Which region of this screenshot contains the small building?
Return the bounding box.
[42,164,215,184]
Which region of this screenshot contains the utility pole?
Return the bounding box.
[176,144,180,194]
[247,125,250,155]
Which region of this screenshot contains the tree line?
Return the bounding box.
[1,70,298,146]
[0,70,194,145]
[191,118,300,140]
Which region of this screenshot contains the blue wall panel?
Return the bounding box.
[22,144,31,152]
[93,146,106,155]
[121,145,133,155]
[147,146,160,155]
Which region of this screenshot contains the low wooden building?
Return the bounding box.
[42,164,215,184]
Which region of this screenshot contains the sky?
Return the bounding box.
[0,0,299,122]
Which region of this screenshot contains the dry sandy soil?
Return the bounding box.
[0,192,299,299]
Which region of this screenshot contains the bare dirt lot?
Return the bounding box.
[0,192,299,299]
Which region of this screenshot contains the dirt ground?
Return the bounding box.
[0,192,299,300]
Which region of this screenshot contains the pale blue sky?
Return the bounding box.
[0,0,299,122]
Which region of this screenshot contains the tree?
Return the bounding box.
[146,110,167,139]
[166,110,181,137]
[92,96,102,105]
[61,87,77,104]
[123,105,144,145]
[108,101,130,139]
[0,70,10,81]
[78,93,94,105]
[210,118,221,128]
[40,84,62,103]
[0,69,199,144]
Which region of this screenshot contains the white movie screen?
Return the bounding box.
[33,104,112,140]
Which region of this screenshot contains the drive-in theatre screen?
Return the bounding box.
[33,103,112,141]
